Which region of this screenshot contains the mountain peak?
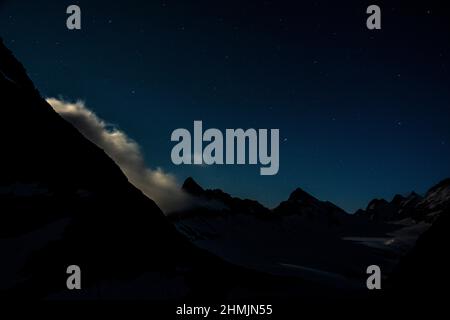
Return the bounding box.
[408,191,420,198]
[0,38,36,92]
[417,178,450,214]
[182,177,205,196]
[366,198,389,211]
[288,187,317,202]
[427,178,450,194]
[392,194,406,203]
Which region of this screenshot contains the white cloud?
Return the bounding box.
[47,97,191,213]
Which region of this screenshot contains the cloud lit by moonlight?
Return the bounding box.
[47,98,191,213]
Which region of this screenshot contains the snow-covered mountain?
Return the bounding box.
[172,176,450,295]
[356,178,450,222]
[354,192,422,222]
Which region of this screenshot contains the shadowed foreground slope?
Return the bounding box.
[0,38,306,300]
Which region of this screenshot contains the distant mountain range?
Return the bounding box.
[173,176,450,294]
[179,176,450,224]
[355,179,450,222]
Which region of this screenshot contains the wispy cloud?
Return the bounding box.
[47,97,191,213]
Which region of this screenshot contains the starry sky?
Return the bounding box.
[1,0,449,212]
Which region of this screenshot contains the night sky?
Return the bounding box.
[1,0,449,212]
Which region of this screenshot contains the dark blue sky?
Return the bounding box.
[1,0,449,212]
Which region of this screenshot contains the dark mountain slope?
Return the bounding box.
[0,39,302,300]
[0,37,180,270]
[388,208,450,302]
[356,178,449,222]
[273,187,350,227]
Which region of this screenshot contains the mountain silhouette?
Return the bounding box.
[356,179,450,222]
[388,206,450,303]
[182,176,205,196]
[177,178,393,235]
[0,39,300,300]
[173,176,450,301]
[273,187,349,226]
[174,178,409,288]
[175,177,271,219]
[0,37,195,297]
